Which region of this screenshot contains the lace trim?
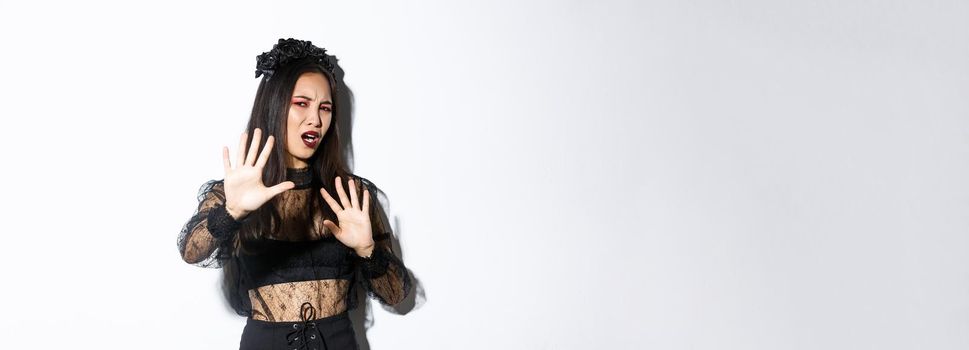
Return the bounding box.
[206,204,241,240]
[358,246,391,278]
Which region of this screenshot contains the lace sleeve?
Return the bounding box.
[355,179,412,306]
[177,180,240,268]
[357,233,411,306]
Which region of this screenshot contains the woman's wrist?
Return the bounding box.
[225,205,248,221]
[356,244,390,278]
[354,244,375,258]
[207,204,243,240]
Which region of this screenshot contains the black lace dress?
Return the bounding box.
[178,167,411,350]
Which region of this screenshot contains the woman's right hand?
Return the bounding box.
[221,128,295,220]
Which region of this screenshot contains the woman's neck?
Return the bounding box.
[285,156,309,169]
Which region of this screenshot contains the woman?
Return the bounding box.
[178,38,412,350]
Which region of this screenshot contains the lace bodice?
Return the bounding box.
[177,168,411,321]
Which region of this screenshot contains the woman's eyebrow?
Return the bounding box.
[293,95,332,104]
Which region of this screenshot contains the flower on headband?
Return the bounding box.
[255,38,336,79]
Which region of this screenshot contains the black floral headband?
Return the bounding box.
[254,38,336,79]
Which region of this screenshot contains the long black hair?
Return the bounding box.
[219,56,393,316]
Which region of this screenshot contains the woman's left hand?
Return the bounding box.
[320,176,375,257]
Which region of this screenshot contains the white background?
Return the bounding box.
[1,0,967,349]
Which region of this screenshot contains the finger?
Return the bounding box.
[255,135,274,168]
[236,132,247,168]
[222,146,232,173]
[335,176,351,209]
[268,181,295,197]
[323,220,341,236]
[362,189,370,214]
[348,178,359,209]
[245,128,262,166]
[320,187,344,211]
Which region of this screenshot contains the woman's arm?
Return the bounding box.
[355,179,412,306]
[177,180,240,267]
[179,129,294,267]
[319,176,413,305]
[357,232,411,305]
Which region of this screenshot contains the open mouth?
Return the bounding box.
[301,131,320,148]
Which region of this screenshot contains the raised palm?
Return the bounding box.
[320,176,375,254]
[222,128,295,219]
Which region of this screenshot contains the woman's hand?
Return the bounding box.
[222,128,295,220]
[320,176,375,257]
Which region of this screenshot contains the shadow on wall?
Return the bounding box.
[331,54,426,350]
[349,216,426,350]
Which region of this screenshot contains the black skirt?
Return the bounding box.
[240,310,358,350]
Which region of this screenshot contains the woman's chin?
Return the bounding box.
[285,152,315,167]
[297,151,317,163]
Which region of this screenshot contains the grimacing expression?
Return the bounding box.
[284,72,332,168]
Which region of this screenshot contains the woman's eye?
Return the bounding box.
[295,102,308,107]
[320,106,332,112]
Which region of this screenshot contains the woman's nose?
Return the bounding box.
[305,112,322,126]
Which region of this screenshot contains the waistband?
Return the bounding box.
[245,308,350,327]
[243,303,354,350]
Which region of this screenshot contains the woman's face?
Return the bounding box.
[284,72,332,168]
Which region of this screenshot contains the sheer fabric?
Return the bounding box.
[177,168,411,321]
